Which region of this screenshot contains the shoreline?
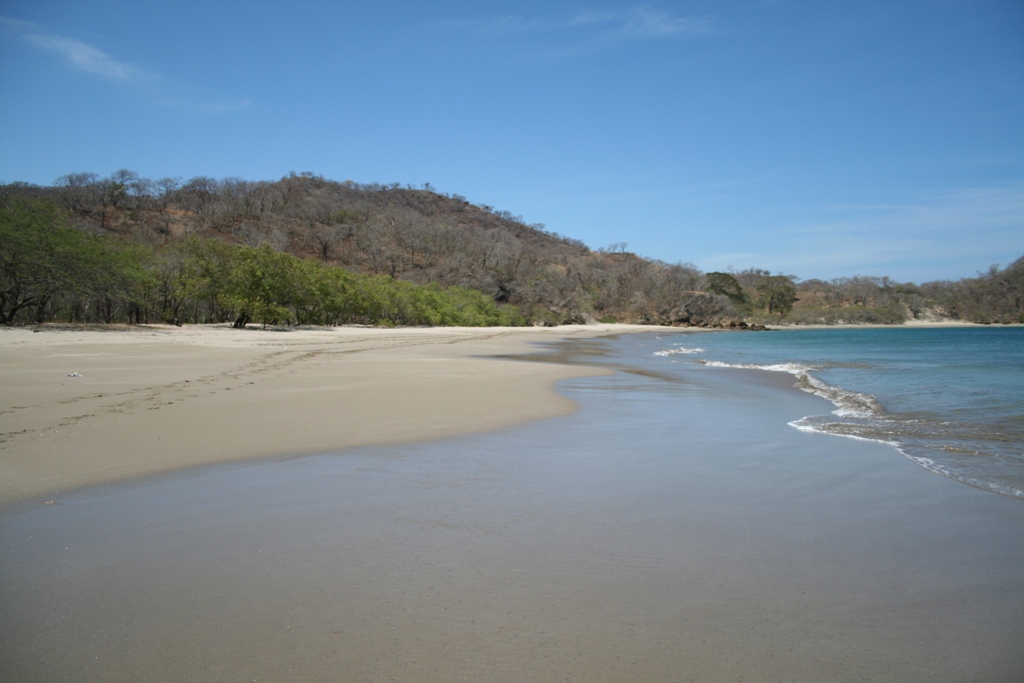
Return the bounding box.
[0,323,668,507]
[2,320,1012,506]
[767,319,1022,329]
[4,327,1022,682]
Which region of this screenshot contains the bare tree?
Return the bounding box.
[180,176,220,219]
[54,172,101,215]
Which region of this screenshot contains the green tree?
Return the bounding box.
[155,237,235,324]
[704,271,747,306]
[755,275,798,316]
[0,197,115,324]
[226,245,300,327]
[89,241,155,323]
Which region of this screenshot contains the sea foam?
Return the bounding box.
[654,347,705,356]
[698,359,881,419]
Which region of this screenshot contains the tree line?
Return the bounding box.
[2,171,1021,326]
[0,196,523,327]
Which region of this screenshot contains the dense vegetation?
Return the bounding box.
[0,196,522,327]
[2,171,1021,327]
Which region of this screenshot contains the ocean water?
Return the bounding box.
[647,326,1024,499]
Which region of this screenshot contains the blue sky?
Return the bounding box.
[1,1,1022,283]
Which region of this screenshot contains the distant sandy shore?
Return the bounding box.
[0,323,667,506]
[767,319,1017,329]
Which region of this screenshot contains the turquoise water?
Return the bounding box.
[647,326,1024,499]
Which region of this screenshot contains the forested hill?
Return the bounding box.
[2,171,1022,327]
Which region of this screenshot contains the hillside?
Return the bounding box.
[2,171,1022,327]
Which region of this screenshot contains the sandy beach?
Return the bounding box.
[0,318,1000,507]
[2,323,1022,682]
[0,323,668,507]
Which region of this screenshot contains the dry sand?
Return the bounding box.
[0,323,662,507]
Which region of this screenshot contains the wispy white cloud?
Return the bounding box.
[790,184,1024,245]
[3,16,250,114]
[0,16,37,32]
[23,33,159,82]
[701,182,1024,281]
[441,6,713,44]
[572,7,713,38]
[434,6,713,68]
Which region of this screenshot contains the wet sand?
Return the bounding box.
[0,323,660,506]
[2,330,1023,682]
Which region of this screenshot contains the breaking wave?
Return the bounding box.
[698,359,882,419]
[654,347,705,357]
[690,358,1024,500]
